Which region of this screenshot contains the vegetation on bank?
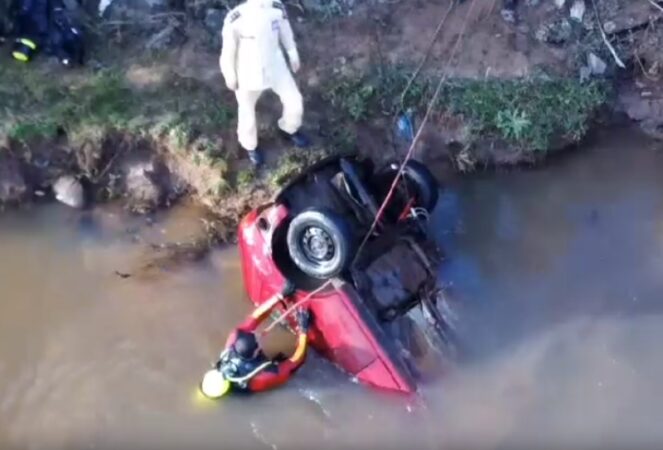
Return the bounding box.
[324,66,609,152]
[0,62,337,204]
[449,79,608,151]
[0,64,234,147]
[0,58,610,209]
[0,63,240,197]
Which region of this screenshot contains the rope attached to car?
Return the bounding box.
[255,0,476,337]
[260,279,334,336]
[351,0,479,266]
[395,0,456,116]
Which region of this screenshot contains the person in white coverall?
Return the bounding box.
[220,0,310,167]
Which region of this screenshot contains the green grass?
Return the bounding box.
[324,66,608,152]
[447,78,608,151]
[269,147,334,187]
[0,64,235,146]
[236,168,256,190]
[1,67,136,142]
[323,66,433,120]
[8,121,60,142]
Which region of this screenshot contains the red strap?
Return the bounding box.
[398,198,415,222]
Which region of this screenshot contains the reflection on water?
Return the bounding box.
[431,127,663,448]
[1,127,663,449]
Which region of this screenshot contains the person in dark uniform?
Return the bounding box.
[501,0,518,23]
[200,281,311,398]
[0,0,11,41]
[10,0,84,65]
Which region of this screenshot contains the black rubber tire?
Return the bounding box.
[286,208,355,279]
[375,160,440,214]
[401,160,439,213]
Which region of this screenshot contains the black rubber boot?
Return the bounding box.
[247,149,264,167]
[279,129,311,148]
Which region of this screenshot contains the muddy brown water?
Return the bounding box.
[2,126,663,450]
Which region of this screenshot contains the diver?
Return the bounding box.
[200,281,312,399]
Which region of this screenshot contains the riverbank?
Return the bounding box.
[1,0,661,246]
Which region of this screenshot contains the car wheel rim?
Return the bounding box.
[301,226,335,264]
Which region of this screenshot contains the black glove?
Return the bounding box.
[296,308,312,332]
[281,279,296,298]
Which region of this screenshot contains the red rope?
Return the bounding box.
[259,0,479,336]
[398,198,416,222]
[352,0,479,265]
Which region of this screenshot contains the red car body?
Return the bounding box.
[236,155,451,394]
[238,204,417,393]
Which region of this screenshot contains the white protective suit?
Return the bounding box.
[220,0,304,151]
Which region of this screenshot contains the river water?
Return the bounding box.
[1,127,663,450]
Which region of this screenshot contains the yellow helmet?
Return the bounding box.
[200,369,231,399]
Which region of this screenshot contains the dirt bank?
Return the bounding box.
[0,0,661,244]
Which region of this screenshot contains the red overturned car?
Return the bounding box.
[238,154,454,393]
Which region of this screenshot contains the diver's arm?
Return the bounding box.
[246,331,308,392]
[279,330,309,371]
[246,308,310,392]
[223,299,278,348]
[224,281,296,347]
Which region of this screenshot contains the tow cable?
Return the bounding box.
[259,279,334,337]
[352,0,478,265]
[261,0,477,333]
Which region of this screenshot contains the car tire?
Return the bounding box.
[375,160,440,213]
[286,208,355,279]
[402,160,439,213]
